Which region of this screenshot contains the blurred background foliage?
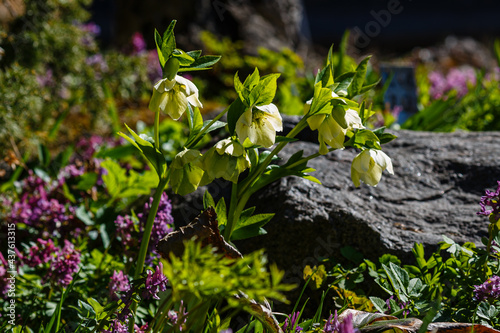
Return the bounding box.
[0,0,499,165]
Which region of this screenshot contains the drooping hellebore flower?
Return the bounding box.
[149,75,202,120]
[170,148,204,195]
[351,149,394,187]
[304,95,364,154]
[201,138,251,183]
[235,103,283,148]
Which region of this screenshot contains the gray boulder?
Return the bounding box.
[170,127,500,314]
[170,125,500,275]
[233,130,500,282]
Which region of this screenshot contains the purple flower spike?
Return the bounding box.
[324,311,358,333]
[284,311,302,333]
[25,239,57,267]
[44,240,81,287]
[473,275,500,302]
[477,181,500,221]
[142,262,168,300]
[109,270,131,301]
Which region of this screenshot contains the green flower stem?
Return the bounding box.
[237,117,308,198]
[224,188,252,240]
[151,296,173,332]
[129,176,169,332]
[285,147,337,170]
[186,105,229,149]
[154,110,161,151]
[224,118,309,240]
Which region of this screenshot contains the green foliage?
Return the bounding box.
[199,31,309,115]
[315,230,500,328]
[0,0,157,153]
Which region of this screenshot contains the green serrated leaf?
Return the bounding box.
[334,71,356,97]
[231,226,268,241]
[308,82,333,116]
[359,78,381,95]
[173,49,195,66]
[161,20,177,60]
[235,213,274,230]
[186,50,202,59]
[345,129,381,149]
[348,56,371,97]
[154,29,165,68]
[234,71,249,104]
[369,296,388,313]
[250,73,281,106]
[215,198,227,227]
[203,190,215,210]
[119,124,167,178]
[179,55,221,72]
[244,68,260,90]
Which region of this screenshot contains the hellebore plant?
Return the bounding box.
[119,20,396,329]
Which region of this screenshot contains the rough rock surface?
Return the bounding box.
[235,129,500,269]
[171,126,500,313]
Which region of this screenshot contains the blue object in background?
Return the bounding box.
[380,65,418,124]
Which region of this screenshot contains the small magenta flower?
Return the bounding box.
[283,311,302,333]
[473,275,500,302]
[44,240,81,288]
[142,262,168,300]
[132,32,147,54]
[25,238,57,267]
[0,252,10,297]
[109,270,131,301]
[477,180,500,222]
[324,311,357,333]
[168,301,188,329]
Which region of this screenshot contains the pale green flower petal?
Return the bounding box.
[148,76,202,120]
[370,150,394,175]
[307,114,325,131]
[235,104,282,148]
[255,104,283,132]
[351,149,393,187]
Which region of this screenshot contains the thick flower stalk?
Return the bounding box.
[201,138,251,183]
[149,75,202,120]
[235,103,283,148]
[351,149,394,187]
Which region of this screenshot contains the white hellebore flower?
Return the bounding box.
[201,138,251,183]
[148,75,203,120]
[235,103,283,148]
[304,94,365,154]
[351,149,394,187]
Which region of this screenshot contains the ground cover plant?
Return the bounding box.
[1,10,500,333]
